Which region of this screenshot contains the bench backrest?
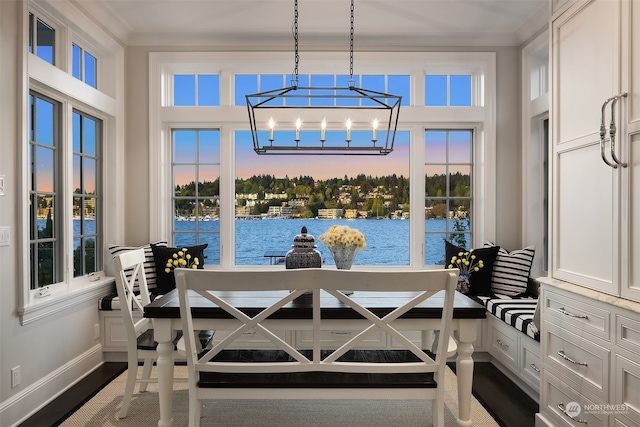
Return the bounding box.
[176,268,458,378]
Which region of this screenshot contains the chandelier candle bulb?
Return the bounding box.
[346,119,352,141]
[372,118,378,142]
[268,117,275,141]
[320,118,326,141]
[295,118,301,141]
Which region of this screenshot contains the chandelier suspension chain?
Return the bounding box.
[293,0,299,86]
[245,0,401,155]
[350,0,354,82]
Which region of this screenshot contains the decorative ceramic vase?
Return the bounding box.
[329,244,358,270]
[457,272,471,294]
[285,226,322,270]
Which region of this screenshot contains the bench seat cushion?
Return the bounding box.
[199,349,437,389]
[477,294,539,342]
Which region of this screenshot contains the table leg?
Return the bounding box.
[154,319,175,427]
[455,319,477,427]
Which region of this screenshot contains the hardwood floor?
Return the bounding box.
[20,361,538,427]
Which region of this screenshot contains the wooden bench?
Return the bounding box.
[176,268,458,427]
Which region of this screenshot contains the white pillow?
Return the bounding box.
[484,241,535,296]
[108,241,167,294]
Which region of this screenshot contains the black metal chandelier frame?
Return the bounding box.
[246,0,402,155]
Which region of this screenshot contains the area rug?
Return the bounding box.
[60,366,499,426]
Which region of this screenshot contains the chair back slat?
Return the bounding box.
[113,249,153,339]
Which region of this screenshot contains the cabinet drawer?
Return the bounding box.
[616,314,640,356]
[544,322,610,402]
[488,317,518,371]
[544,289,610,340]
[521,337,541,390]
[541,370,609,427]
[614,355,640,426]
[295,329,386,349]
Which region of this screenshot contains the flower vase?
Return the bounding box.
[457,272,471,294]
[329,244,358,295]
[329,244,358,270]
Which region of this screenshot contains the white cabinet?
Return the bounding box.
[537,284,640,427]
[486,315,540,400]
[551,0,640,300]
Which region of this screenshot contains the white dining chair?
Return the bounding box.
[113,248,213,419]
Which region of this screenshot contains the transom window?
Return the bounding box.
[234,74,411,107]
[72,44,97,88]
[28,13,55,65]
[173,74,220,106]
[425,74,472,106]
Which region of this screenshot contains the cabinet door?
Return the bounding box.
[552,0,621,294]
[621,134,640,300]
[620,0,640,301]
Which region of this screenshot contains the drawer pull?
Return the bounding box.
[530,363,540,373]
[496,339,509,348]
[558,402,588,424]
[558,307,588,319]
[331,331,353,336]
[558,350,587,366]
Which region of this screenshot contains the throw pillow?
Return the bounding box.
[444,240,499,296]
[483,241,535,296]
[151,244,208,295]
[108,241,168,294]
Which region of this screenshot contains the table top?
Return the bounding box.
[144,289,486,320]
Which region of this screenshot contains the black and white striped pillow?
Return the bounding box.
[484,241,535,296]
[108,241,168,294]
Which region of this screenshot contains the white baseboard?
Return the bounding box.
[0,344,104,427]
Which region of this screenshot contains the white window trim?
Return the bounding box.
[149,51,496,268]
[18,0,125,325]
[521,29,550,278]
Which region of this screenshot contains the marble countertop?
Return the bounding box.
[536,276,640,315]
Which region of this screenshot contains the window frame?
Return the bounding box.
[18,0,125,325]
[149,51,497,269]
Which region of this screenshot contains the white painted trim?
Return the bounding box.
[521,30,550,278]
[0,344,104,426]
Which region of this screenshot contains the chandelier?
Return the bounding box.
[246,0,401,155]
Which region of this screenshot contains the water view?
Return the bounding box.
[174,218,451,266]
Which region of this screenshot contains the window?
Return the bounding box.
[29,92,61,289]
[234,74,411,107]
[234,130,411,266]
[173,74,220,106]
[72,44,97,88]
[20,1,122,323]
[28,13,55,65]
[425,74,471,106]
[72,111,102,276]
[150,52,496,269]
[172,129,221,264]
[424,129,473,265]
[28,95,105,288]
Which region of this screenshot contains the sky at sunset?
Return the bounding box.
[235,130,411,180]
